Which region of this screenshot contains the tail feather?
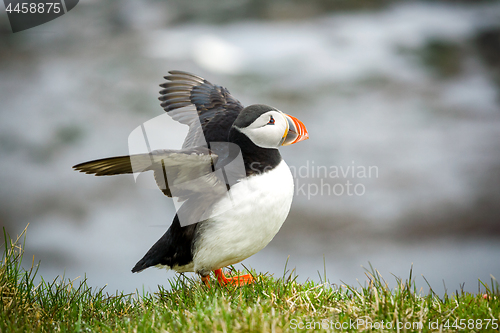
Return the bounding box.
[131,215,197,273]
[131,257,165,273]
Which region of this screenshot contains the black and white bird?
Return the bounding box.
[73,71,308,286]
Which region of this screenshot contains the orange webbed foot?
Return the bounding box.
[224,273,254,286]
[214,268,255,286]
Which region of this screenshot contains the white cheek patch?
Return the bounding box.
[237,118,287,149]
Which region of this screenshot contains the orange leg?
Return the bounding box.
[201,274,211,287]
[213,268,254,286]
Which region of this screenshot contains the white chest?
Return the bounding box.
[192,160,294,274]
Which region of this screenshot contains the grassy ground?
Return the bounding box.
[1,228,499,332]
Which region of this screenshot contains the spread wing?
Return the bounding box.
[74,144,245,228]
[72,147,220,198]
[74,71,249,272]
[158,70,244,147]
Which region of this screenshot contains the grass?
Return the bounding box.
[1,227,499,332]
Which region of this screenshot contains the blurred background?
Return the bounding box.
[1,0,499,295]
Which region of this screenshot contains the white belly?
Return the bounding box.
[192,160,294,275]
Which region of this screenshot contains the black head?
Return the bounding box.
[231,104,289,149]
[233,104,278,129]
[228,104,309,175]
[231,104,309,149]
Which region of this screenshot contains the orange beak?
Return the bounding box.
[281,113,309,146]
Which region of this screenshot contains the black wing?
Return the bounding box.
[73,147,219,197]
[74,147,228,273]
[74,71,247,274]
[159,70,244,147]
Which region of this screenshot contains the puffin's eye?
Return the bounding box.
[268,116,275,125]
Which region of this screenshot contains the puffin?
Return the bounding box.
[73,71,309,286]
